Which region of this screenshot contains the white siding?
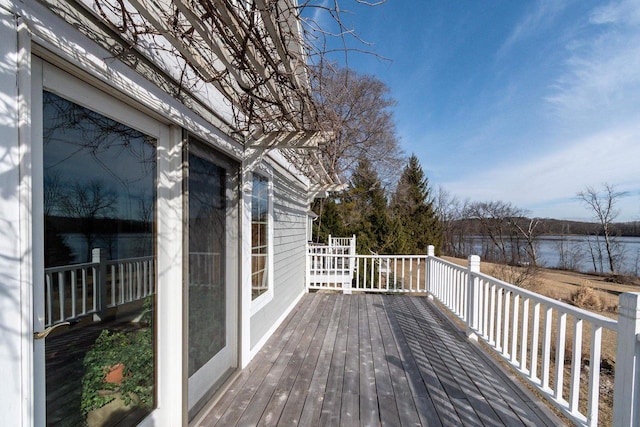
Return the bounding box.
[0,9,28,424]
[250,168,309,348]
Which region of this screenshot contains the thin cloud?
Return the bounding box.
[442,121,640,220]
[497,0,569,59]
[546,0,640,118]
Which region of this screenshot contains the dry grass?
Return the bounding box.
[570,283,604,311]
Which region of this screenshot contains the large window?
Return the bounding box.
[187,143,226,376]
[251,174,271,300]
[43,91,157,426]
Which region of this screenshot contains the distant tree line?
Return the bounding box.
[433,183,636,276]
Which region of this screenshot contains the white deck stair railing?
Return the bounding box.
[306,239,640,426]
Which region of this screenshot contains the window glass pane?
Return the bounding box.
[251,174,269,299]
[188,146,226,376]
[43,91,156,426]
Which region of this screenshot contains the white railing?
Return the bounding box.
[44,248,155,327]
[352,255,428,293]
[307,235,357,291]
[308,246,355,291]
[328,234,355,247]
[306,241,640,426]
[428,253,618,426]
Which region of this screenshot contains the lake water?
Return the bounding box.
[62,233,153,263]
[468,235,640,275]
[536,235,640,275]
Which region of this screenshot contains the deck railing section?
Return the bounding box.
[352,255,428,293]
[428,252,618,426]
[307,235,356,292]
[306,239,640,426]
[44,248,155,327]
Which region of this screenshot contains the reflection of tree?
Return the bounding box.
[43,92,157,262]
[44,171,73,267]
[59,179,117,261]
[43,92,156,188]
[134,190,155,256]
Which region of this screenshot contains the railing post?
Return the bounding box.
[92,248,107,321]
[328,234,332,247]
[613,292,640,426]
[427,245,435,300]
[466,255,480,341]
[305,242,310,293]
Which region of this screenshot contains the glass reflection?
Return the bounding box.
[43,91,156,426]
[251,174,269,299]
[188,146,226,376]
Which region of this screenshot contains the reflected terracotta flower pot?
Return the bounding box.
[104,363,125,385]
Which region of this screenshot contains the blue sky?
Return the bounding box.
[308,0,640,221]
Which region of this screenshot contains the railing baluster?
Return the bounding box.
[503,291,511,358]
[409,258,413,290]
[92,266,98,312]
[369,257,374,289]
[46,273,52,327]
[587,325,602,426]
[119,265,125,304]
[496,287,503,352]
[569,318,583,414]
[511,294,519,364]
[542,306,553,391]
[531,302,541,381]
[71,269,77,319]
[520,298,530,373]
[482,280,489,339]
[58,271,65,323]
[82,268,87,315]
[110,264,116,307]
[489,283,496,345]
[555,312,567,401]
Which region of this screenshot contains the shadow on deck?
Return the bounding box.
[193,293,563,426]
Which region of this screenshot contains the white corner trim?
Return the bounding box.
[249,290,305,360]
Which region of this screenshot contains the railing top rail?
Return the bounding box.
[471,270,618,330]
[429,256,468,273]
[105,255,155,264]
[45,261,99,273]
[308,251,430,260]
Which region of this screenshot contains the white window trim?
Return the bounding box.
[250,167,274,316]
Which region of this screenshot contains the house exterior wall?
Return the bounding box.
[0,8,27,424]
[250,167,309,350]
[0,1,317,425]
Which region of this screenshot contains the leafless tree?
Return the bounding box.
[577,183,626,274]
[433,186,469,256]
[465,201,527,265]
[311,65,404,187]
[510,217,542,266]
[59,179,118,260]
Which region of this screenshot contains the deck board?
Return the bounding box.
[194,293,563,427]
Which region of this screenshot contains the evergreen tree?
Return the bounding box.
[311,198,344,243]
[391,154,442,254]
[342,159,397,254]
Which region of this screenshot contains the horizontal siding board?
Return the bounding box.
[250,166,310,349]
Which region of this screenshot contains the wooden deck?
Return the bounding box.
[193,293,562,426]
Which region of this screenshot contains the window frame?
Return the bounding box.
[249,167,274,315]
[34,59,168,427]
